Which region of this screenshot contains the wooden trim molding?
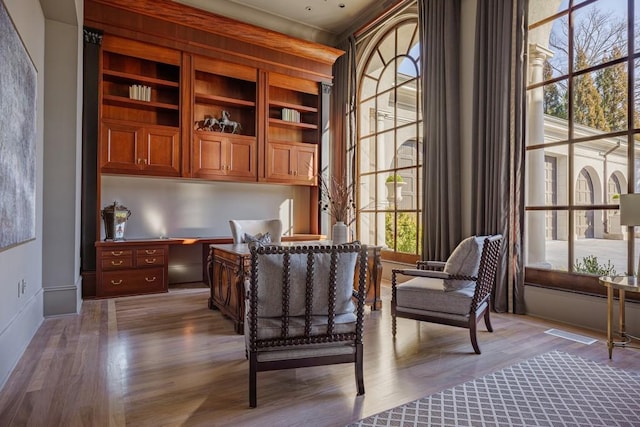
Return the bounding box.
[525,267,640,303]
[85,0,344,65]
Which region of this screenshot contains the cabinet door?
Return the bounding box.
[192,131,227,178]
[143,126,180,176]
[227,137,256,180]
[100,121,143,173]
[192,132,257,180]
[266,142,317,185]
[100,121,179,176]
[292,144,317,185]
[266,142,294,182]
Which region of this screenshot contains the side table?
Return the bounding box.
[598,275,640,359]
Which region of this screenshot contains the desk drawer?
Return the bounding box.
[137,254,165,266]
[136,247,165,257]
[101,257,134,270]
[101,249,133,259]
[100,267,165,296]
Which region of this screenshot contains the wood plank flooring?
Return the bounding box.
[1,284,639,426]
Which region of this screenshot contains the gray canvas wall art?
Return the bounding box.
[0,0,37,250]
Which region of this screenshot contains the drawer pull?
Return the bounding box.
[111,251,124,256]
[145,249,157,254]
[144,258,157,264]
[110,260,123,266]
[110,279,123,285]
[145,276,157,283]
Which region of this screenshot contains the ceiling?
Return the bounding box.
[174,0,395,45]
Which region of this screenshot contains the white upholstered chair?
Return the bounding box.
[229,219,283,244]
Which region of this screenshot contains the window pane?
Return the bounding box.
[526,147,569,206]
[573,70,626,133]
[396,23,417,58]
[377,129,396,170]
[529,1,567,28]
[378,59,397,94]
[393,78,419,115]
[358,211,378,245]
[573,1,627,72]
[634,59,640,128]
[542,80,568,139]
[547,15,569,78]
[359,136,375,174]
[573,139,627,205]
[359,98,377,138]
[365,49,384,80]
[394,211,419,254]
[527,210,569,270]
[358,173,378,211]
[573,210,625,275]
[636,0,640,54]
[360,75,378,105]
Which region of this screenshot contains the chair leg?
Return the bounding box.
[469,317,481,354]
[484,307,493,332]
[392,313,397,338]
[249,352,257,408]
[355,344,365,395]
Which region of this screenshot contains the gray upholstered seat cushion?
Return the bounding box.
[254,313,356,340]
[254,251,358,317]
[395,276,474,316]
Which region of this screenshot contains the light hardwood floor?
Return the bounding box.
[1,284,639,427]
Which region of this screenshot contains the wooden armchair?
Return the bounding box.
[391,235,503,354]
[246,243,367,408]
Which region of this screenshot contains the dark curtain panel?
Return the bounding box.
[331,36,357,218]
[471,0,527,314]
[418,0,462,261]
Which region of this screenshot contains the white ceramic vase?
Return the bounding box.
[332,221,348,244]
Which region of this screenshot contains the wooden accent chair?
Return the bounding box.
[391,235,503,354]
[246,243,368,408]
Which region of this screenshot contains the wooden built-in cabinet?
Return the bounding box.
[96,242,169,297]
[99,36,181,176]
[190,56,258,180]
[85,0,343,298]
[265,72,319,186]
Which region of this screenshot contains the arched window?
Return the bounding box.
[356,17,422,260]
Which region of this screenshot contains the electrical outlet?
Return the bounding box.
[21,279,26,294]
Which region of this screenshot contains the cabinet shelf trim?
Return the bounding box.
[103,94,179,111]
[103,69,179,88]
[269,100,318,113]
[268,118,318,130]
[195,93,256,108]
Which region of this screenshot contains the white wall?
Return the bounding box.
[42,15,83,316]
[0,0,46,390]
[100,176,312,239]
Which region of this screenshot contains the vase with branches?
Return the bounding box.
[318,174,355,243]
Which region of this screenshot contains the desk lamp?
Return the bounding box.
[619,193,640,276]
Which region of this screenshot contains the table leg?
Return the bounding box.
[619,289,626,340]
[607,285,613,359]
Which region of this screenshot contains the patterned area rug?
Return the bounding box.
[349,351,640,426]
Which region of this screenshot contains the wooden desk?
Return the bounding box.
[207,244,251,334]
[207,243,383,334]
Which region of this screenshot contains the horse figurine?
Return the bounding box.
[218,110,241,134]
[194,115,219,131]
